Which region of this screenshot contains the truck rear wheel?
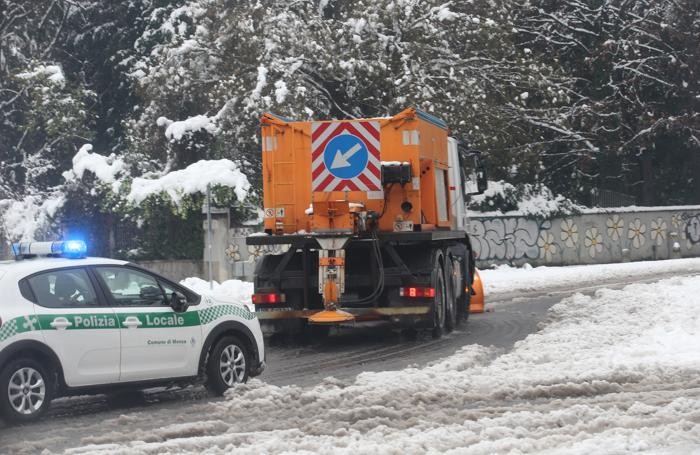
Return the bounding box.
[431,255,446,339]
[444,257,458,332]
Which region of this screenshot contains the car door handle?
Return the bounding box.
[49,317,73,330]
[122,316,142,328]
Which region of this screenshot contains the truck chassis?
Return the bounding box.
[248,231,475,337]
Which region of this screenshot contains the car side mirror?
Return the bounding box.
[170,291,189,313]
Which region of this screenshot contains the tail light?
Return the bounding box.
[399,287,435,298]
[252,293,286,305]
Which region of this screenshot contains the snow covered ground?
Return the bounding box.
[180,257,700,308]
[55,260,699,454]
[479,257,700,298]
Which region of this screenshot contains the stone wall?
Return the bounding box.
[3,207,700,281]
[469,207,700,267]
[136,259,204,282]
[220,206,700,279]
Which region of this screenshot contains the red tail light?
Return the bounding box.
[399,287,435,298]
[252,293,286,304]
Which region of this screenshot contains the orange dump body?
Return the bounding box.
[260,108,453,235]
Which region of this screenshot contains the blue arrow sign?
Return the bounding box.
[323,133,369,180]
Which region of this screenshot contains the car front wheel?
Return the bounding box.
[0,358,53,423]
[205,336,250,395]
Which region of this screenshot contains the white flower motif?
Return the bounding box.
[671,213,683,229]
[650,218,668,246]
[225,243,241,262]
[560,219,579,248]
[584,227,603,258]
[605,214,624,241]
[247,244,264,260]
[627,218,647,249]
[537,231,557,261]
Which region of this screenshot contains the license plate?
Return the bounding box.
[393,221,414,232]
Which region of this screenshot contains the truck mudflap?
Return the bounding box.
[255,305,430,321]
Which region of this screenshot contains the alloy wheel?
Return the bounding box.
[7,367,45,415]
[219,344,246,386]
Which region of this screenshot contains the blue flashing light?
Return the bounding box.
[62,240,87,258]
[11,240,88,259]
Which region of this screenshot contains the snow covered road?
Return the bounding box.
[1,260,700,454]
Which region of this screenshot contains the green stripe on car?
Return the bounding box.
[0,305,254,343]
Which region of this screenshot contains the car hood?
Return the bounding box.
[206,295,255,313]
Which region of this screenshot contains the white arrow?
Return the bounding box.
[331,143,362,169]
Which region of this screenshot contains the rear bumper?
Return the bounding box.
[255,305,430,321]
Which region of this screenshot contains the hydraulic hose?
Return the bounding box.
[339,230,384,305]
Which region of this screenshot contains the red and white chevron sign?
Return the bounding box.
[311,120,381,192]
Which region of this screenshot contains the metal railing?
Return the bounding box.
[590,189,637,208]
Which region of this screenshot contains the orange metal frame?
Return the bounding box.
[261,107,452,235]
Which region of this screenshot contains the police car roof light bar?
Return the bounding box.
[11,240,87,259]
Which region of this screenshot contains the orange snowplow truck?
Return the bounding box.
[247,107,487,337]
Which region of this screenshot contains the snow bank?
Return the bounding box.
[580,204,700,214]
[66,275,700,454]
[480,257,700,297]
[63,144,126,191]
[127,159,250,205]
[179,277,254,311]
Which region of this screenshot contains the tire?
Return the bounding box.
[444,257,458,333]
[0,357,53,423]
[205,335,251,396]
[431,255,446,339]
[461,282,471,323]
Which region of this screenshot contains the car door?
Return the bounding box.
[26,267,120,387]
[92,266,203,382]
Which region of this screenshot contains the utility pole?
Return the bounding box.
[206,183,213,290]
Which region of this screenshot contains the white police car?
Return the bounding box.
[0,241,265,423]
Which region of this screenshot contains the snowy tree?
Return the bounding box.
[2,0,700,255]
[515,0,700,204]
[0,0,95,240]
[122,0,573,195]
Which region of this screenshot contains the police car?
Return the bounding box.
[0,240,265,423]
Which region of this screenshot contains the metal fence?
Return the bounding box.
[590,189,637,208]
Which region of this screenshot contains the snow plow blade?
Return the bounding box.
[470,268,485,313]
[308,310,355,324]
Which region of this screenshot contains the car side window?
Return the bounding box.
[27,268,99,308]
[95,267,168,306]
[159,278,199,306]
[159,281,178,302]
